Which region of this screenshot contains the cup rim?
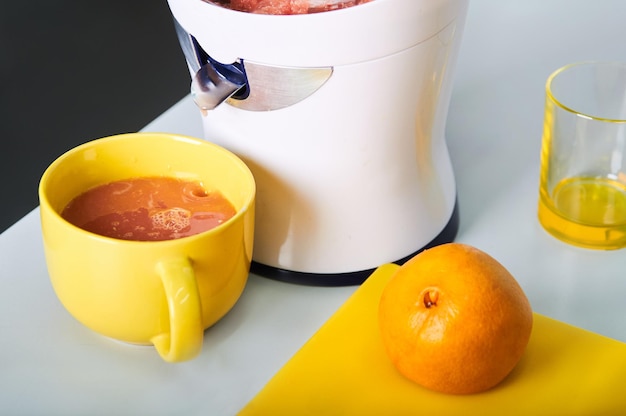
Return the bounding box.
[546,60,626,123]
[38,132,256,246]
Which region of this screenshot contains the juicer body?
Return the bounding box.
[168,0,469,284]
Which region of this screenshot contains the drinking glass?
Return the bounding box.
[538,61,626,249]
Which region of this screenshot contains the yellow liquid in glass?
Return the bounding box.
[538,176,626,249]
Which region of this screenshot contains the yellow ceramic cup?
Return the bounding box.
[39,133,255,363]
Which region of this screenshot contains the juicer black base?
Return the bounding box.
[250,200,460,287]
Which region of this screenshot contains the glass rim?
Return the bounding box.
[546,61,626,123]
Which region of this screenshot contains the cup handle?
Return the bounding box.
[151,257,203,363]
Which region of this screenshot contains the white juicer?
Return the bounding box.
[167,0,468,285]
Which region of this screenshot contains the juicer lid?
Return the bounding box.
[167,0,468,67]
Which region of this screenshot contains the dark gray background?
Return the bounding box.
[0,1,190,232]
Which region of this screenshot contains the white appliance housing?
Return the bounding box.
[167,0,468,285]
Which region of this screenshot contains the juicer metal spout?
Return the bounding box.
[173,17,247,111]
[191,60,247,111]
[173,16,333,112]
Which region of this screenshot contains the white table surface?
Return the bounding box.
[2,1,626,414]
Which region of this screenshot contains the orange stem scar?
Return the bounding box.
[424,290,439,308]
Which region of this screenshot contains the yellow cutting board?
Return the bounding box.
[240,263,626,415]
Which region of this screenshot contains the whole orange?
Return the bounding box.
[378,243,533,394]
